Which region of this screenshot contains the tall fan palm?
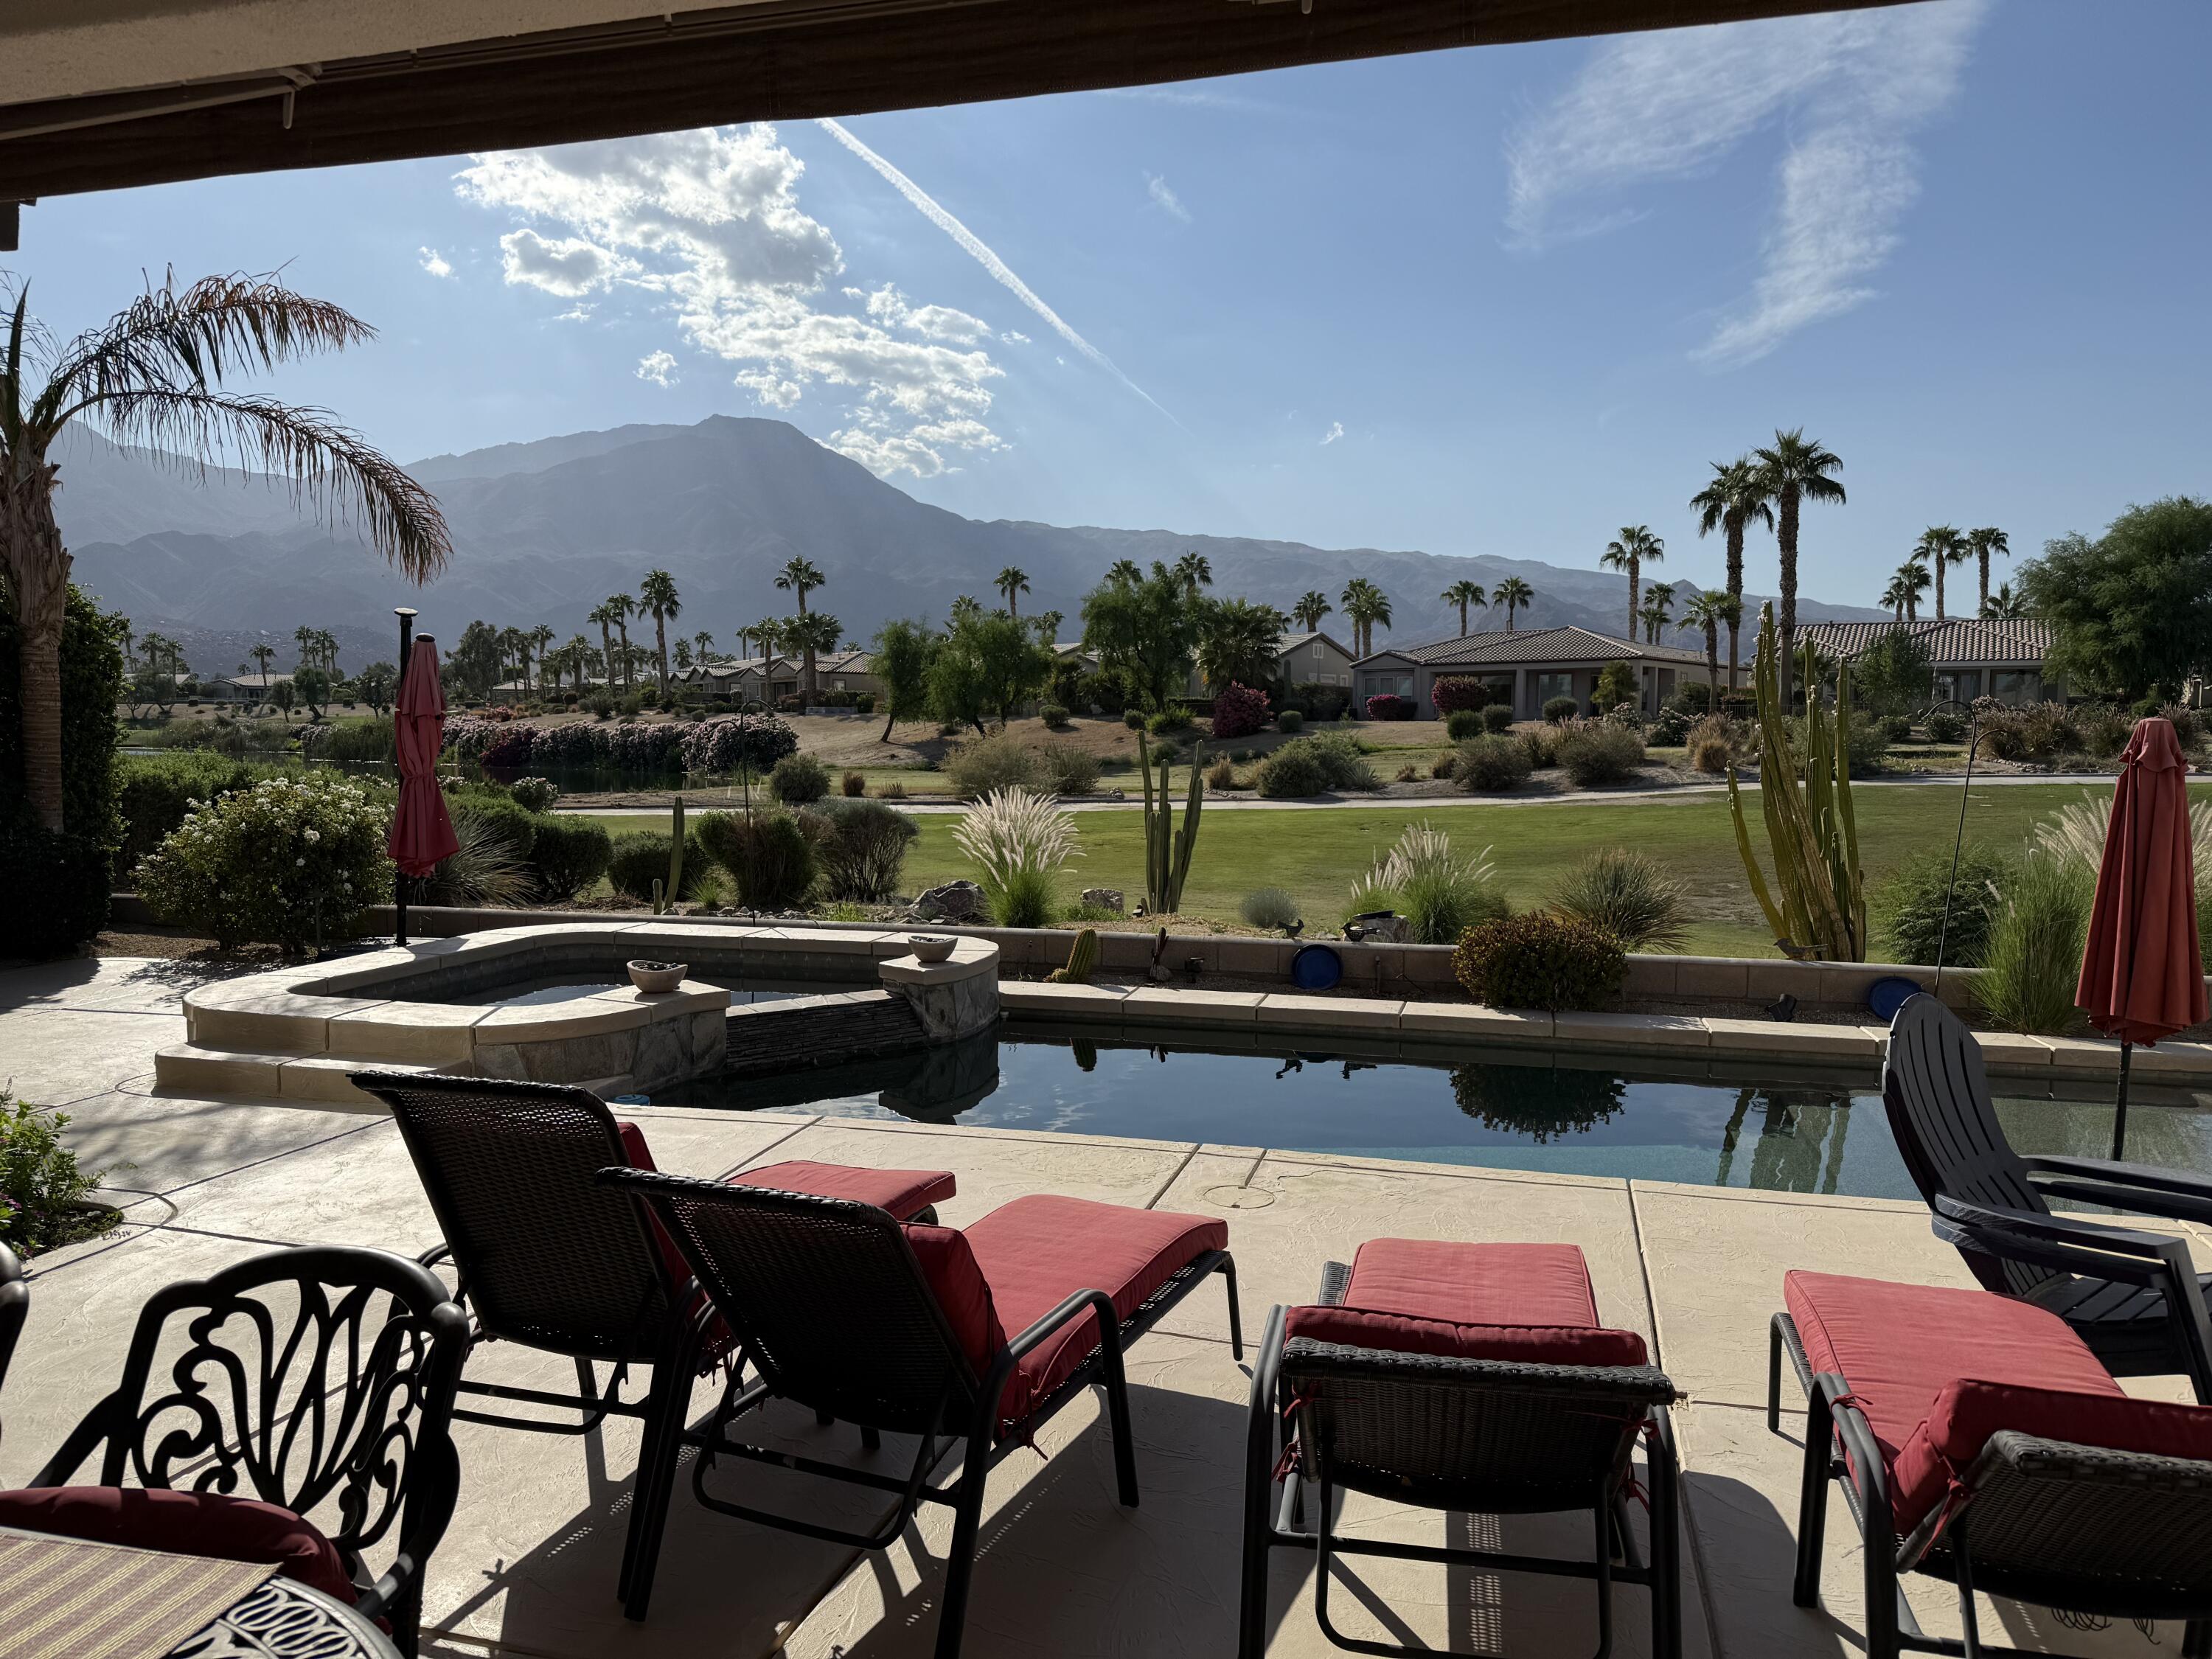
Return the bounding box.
[1965,525,2010,616]
[1683,590,1739,698]
[691,629,714,668]
[1750,428,1845,708]
[1440,578,1487,636]
[1599,526,1664,640]
[949,594,982,625]
[604,594,638,692]
[588,599,622,692]
[1885,558,1930,622]
[1638,584,1675,644]
[530,623,555,684]
[1689,456,1774,692]
[995,566,1029,619]
[1291,590,1332,633]
[1491,576,1534,632]
[1106,559,1144,587]
[774,555,826,700]
[248,641,275,683]
[1175,551,1213,594]
[753,616,784,661]
[1915,526,1967,622]
[0,295,465,809]
[1983,580,2031,621]
[1340,577,1391,656]
[639,567,681,689]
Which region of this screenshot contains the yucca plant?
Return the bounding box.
[1551,849,1689,952]
[952,786,1081,928]
[1728,604,1866,959]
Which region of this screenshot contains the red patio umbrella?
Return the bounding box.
[389,636,459,946]
[2076,716,2206,1157]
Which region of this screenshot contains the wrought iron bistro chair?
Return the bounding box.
[23,1245,467,1658]
[596,1166,1242,1659]
[0,1239,25,1391]
[1881,994,2212,1398]
[352,1070,956,1621]
[1241,1242,1682,1659]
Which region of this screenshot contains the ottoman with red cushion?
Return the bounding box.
[1241,1239,1680,1659]
[1773,1270,2212,1659]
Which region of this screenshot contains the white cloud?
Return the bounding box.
[1321,422,1344,445]
[1505,1,1989,366]
[1145,173,1191,223]
[636,349,679,387]
[1001,330,1032,345]
[417,246,453,278]
[455,125,1008,478]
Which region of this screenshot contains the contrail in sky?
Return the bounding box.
[815,116,1178,425]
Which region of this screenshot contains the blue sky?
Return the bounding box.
[10,0,2209,611]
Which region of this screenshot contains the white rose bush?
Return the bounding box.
[139,774,394,951]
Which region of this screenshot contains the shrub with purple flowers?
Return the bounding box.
[1366,694,1416,721]
[681,714,800,776]
[1209,682,1271,740]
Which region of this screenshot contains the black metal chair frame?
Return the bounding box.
[0,1238,25,1391]
[31,1244,467,1658]
[596,1165,1242,1659]
[1882,993,2212,1399]
[352,1069,944,1623]
[1771,1308,2212,1659]
[1241,1262,1682,1659]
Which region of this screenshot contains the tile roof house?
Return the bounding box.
[1798,619,2055,705]
[1354,625,1709,720]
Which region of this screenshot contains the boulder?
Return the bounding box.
[1080,887,1125,914]
[912,880,985,922]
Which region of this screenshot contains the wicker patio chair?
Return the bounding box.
[353,1070,959,1621]
[595,1166,1242,1659]
[1239,1240,1681,1659]
[0,1239,24,1391]
[1773,1269,2212,1659]
[1882,993,2212,1397]
[7,1244,467,1658]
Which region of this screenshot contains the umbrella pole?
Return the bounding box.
[395,606,416,950]
[2112,1039,2133,1161]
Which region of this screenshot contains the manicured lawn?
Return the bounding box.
[571,782,2196,956]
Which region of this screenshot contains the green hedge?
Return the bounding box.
[526,815,612,901]
[116,753,276,883]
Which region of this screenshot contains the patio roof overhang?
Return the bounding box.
[0,0,1910,210]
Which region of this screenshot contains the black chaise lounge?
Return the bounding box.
[1882,993,2212,1397]
[1240,1239,1681,1659]
[1773,1269,2212,1659]
[0,1239,24,1391]
[596,1166,1241,1659]
[1,1244,467,1658]
[352,1070,957,1621]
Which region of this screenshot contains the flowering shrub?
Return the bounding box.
[478,726,535,768]
[1430,677,1488,715]
[531,723,602,766]
[599,720,689,773]
[138,773,393,950]
[1209,681,1271,740]
[679,714,799,776]
[1365,694,1415,721]
[442,715,506,761]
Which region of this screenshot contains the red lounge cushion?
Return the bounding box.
[1891,1378,2212,1531]
[0,1488,355,1607]
[904,1222,1009,1373]
[732,1160,956,1216]
[961,1195,1228,1430]
[1284,1239,1646,1366]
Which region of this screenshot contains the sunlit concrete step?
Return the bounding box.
[155,1042,446,1105]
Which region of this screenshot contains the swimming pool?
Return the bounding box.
[661,1028,2212,1201]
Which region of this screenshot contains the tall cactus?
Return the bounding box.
[656,796,686,915]
[1727,604,1866,960]
[1138,731,1205,914]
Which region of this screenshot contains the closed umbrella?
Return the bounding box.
[2076,716,2207,1157]
[389,636,458,947]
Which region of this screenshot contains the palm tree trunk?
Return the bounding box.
[1933,559,1945,622]
[654,613,668,689]
[2,461,72,832]
[1725,517,1745,692]
[1978,554,1989,617]
[1776,487,1800,709]
[1706,629,1719,697]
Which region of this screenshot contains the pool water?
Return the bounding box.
[664,1032,2212,1202]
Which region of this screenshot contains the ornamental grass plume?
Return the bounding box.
[952,786,1082,928]
[1348,822,1506,945]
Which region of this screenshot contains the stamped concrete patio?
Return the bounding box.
[5,953,2206,1659]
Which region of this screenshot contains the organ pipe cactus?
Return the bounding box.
[1047,927,1100,984]
[1726,604,1866,961]
[1138,731,1204,914]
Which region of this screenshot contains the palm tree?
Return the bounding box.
[1340,577,1391,657]
[1106,558,1144,587]
[1491,576,1534,632]
[1599,526,1663,641]
[1292,590,1332,633]
[1440,578,1487,637]
[1915,526,1967,622]
[773,555,826,700]
[948,594,982,626]
[1197,599,1287,690]
[1689,456,1774,692]
[1983,580,2031,621]
[293,623,319,669]
[594,593,639,691]
[638,567,681,689]
[1886,558,1930,622]
[588,599,622,692]
[1750,428,1846,708]
[497,625,527,692]
[1683,590,1739,698]
[691,628,714,667]
[248,641,275,684]
[1174,552,1213,594]
[1965,526,2010,616]
[1638,584,1674,644]
[529,623,555,687]
[752,616,784,662]
[1032,608,1064,647]
[994,566,1030,619]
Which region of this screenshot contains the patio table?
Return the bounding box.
[0,1524,399,1659]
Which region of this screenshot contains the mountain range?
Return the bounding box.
[50,415,1885,676]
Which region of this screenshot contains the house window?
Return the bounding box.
[1311,642,1324,659]
[1991,669,2039,705]
[1368,672,1414,699]
[1534,671,1574,708]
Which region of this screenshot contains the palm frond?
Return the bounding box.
[94,388,448,581]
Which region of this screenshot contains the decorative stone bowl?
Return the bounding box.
[627,959,689,993]
[907,935,958,964]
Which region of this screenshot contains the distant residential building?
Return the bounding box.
[1272,630,1357,689]
[1354,625,1707,719]
[683,650,878,705]
[204,672,286,702]
[1798,619,2055,706]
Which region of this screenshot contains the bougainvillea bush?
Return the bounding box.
[442,713,799,777]
[678,714,799,776]
[1430,677,1488,715]
[1208,681,1272,740]
[138,773,394,950]
[1365,694,1416,721]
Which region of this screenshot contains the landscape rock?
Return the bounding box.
[1346,911,1406,943]
[912,880,985,922]
[1080,888,1125,914]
